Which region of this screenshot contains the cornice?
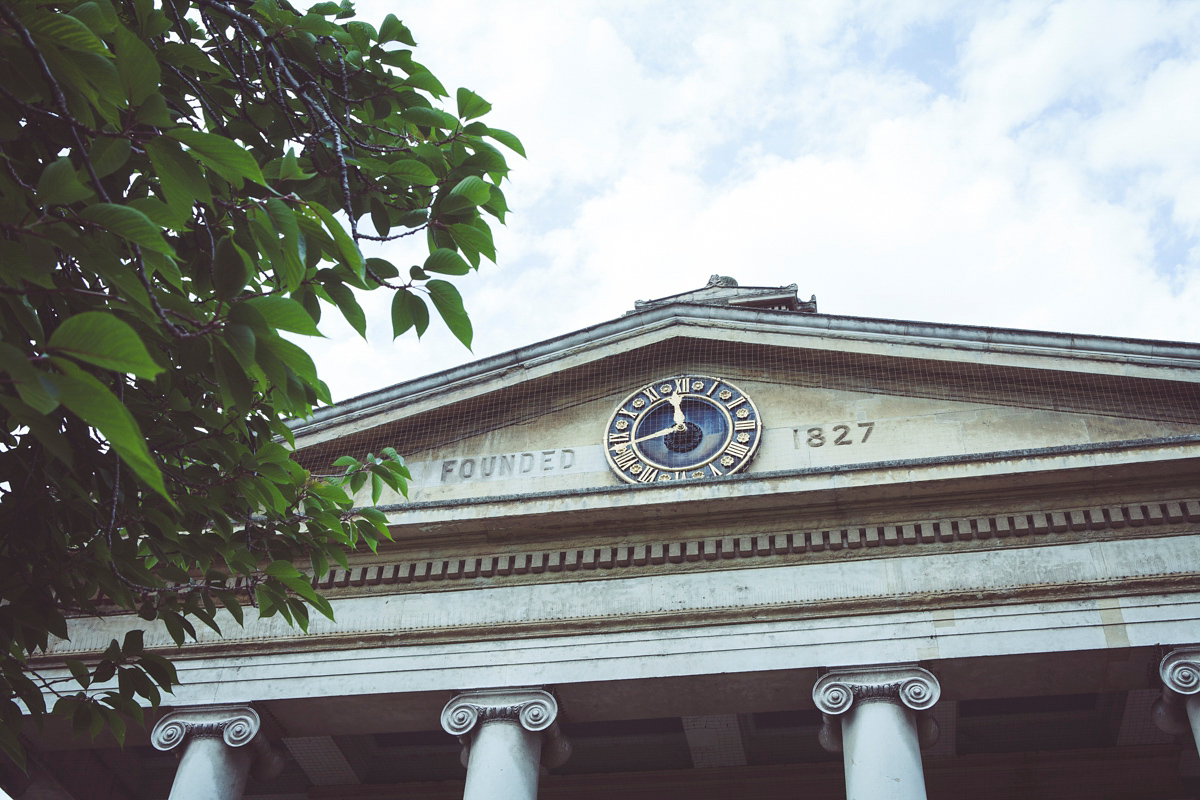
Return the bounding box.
[288,304,1200,439]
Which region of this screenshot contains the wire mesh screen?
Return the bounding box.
[293,332,1200,478]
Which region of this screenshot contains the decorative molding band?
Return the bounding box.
[441,687,572,769]
[308,498,1200,593]
[814,665,941,753]
[151,705,285,780]
[1152,646,1200,735]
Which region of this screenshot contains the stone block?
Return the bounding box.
[975,518,992,540]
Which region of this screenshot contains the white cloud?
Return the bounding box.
[307,0,1200,401]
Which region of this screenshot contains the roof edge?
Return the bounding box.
[289,303,1200,433]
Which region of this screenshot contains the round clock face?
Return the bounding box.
[604,375,763,484]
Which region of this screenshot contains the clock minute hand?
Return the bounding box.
[612,422,686,450]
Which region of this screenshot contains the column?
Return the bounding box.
[813,664,941,800]
[150,705,284,800]
[1153,646,1200,755]
[441,687,572,800]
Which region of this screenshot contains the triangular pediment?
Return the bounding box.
[291,307,1200,506]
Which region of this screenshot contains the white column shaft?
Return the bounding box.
[462,720,542,800]
[841,700,928,800]
[1188,695,1200,756]
[168,737,253,800]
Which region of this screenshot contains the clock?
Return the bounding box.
[603,375,763,484]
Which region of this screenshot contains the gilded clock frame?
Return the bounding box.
[603,374,763,485]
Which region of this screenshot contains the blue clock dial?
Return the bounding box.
[604,375,763,484]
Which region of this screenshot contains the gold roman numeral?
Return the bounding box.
[637,467,659,483]
[618,408,639,418]
[726,442,749,458]
[643,385,660,402]
[734,419,756,430]
[674,378,689,394]
[709,462,724,476]
[725,396,747,410]
[705,382,718,396]
[608,432,630,444]
[613,449,638,470]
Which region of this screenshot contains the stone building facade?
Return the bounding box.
[11,279,1200,800]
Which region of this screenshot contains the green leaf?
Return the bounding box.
[307,204,364,278]
[113,23,159,105]
[449,224,495,264]
[79,203,175,256]
[260,335,319,385]
[90,137,132,179]
[405,69,447,97]
[441,175,491,213]
[323,281,366,338]
[54,362,169,501]
[36,157,92,205]
[264,198,303,290]
[378,14,415,45]
[27,11,111,56]
[265,560,303,580]
[48,312,163,379]
[390,288,428,339]
[486,127,526,158]
[456,88,491,121]
[145,138,212,217]
[386,159,438,186]
[279,148,316,181]
[400,106,457,130]
[212,236,251,301]
[0,343,59,413]
[424,248,470,276]
[167,130,266,189]
[426,280,472,348]
[243,296,322,337]
[157,42,227,76]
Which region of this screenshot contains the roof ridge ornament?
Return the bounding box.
[631,278,817,314]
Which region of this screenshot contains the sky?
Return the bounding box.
[305,0,1200,402]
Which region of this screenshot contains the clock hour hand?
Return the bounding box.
[611,422,686,450]
[668,392,687,426]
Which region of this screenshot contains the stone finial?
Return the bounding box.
[441,687,572,769]
[151,705,284,781]
[813,665,941,753]
[1153,646,1200,735]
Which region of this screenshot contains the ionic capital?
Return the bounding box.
[1153,646,1200,736]
[814,665,941,715]
[151,704,284,780]
[813,665,941,753]
[441,687,571,768]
